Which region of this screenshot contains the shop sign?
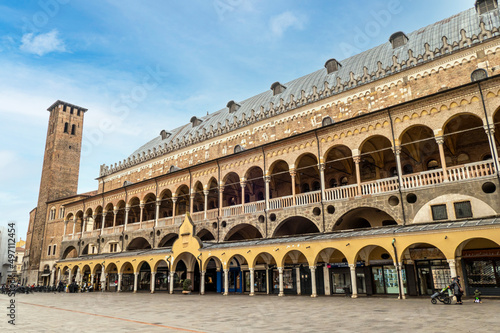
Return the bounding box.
[462,249,500,258]
[327,261,364,268]
[409,248,445,260]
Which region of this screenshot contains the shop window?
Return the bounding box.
[454,201,473,219]
[431,204,448,221]
[427,159,439,170]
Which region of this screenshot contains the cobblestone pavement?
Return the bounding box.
[1,292,499,332]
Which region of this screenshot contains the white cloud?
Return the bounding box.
[20,29,66,56]
[269,11,305,37]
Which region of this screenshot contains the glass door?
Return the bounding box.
[372,267,385,294]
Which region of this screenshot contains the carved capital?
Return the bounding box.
[435,136,445,145]
[353,156,361,164]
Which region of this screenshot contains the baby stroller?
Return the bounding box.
[431,286,452,305]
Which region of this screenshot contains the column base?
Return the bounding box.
[223,292,228,296]
[249,292,255,296]
[151,291,155,294]
[311,294,317,298]
[351,294,358,299]
[133,291,137,293]
[200,292,205,295]
[278,293,284,297]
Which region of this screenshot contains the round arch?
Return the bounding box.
[359,135,395,182]
[324,144,354,189]
[314,248,348,266]
[127,237,152,251]
[158,233,179,247]
[197,229,215,241]
[225,224,263,241]
[333,207,397,231]
[354,245,394,265]
[273,216,320,237]
[295,153,320,194]
[61,246,78,259]
[281,249,309,267]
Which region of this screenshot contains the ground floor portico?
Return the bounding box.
[53,215,500,298]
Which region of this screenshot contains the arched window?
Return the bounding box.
[329,178,338,188]
[402,164,413,175]
[64,122,69,133]
[312,181,321,191]
[234,145,244,153]
[427,159,439,170]
[340,176,348,186]
[71,124,76,135]
[390,167,398,176]
[301,183,310,193]
[322,116,334,127]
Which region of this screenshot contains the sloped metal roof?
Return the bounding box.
[202,217,500,250]
[102,6,500,176]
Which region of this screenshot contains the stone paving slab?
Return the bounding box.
[1,292,499,333]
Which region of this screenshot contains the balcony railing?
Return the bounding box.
[222,205,242,217]
[191,211,205,222]
[102,227,114,235]
[447,160,495,181]
[401,169,444,189]
[174,214,186,224]
[142,220,155,229]
[126,222,141,231]
[157,217,174,227]
[207,208,219,220]
[361,176,399,195]
[268,195,294,210]
[244,200,266,214]
[324,184,358,201]
[295,190,321,206]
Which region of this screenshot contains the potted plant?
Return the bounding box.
[182,279,192,294]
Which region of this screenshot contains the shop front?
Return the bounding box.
[243,266,269,294]
[370,260,407,295]
[462,249,500,296]
[327,262,367,295]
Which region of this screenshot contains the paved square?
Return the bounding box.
[1,292,499,332]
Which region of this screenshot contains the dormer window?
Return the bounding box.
[476,0,498,14]
[389,31,408,49]
[270,82,286,96]
[227,100,240,113]
[322,116,334,127]
[324,59,341,74]
[471,68,488,82]
[190,116,203,127]
[160,130,171,140]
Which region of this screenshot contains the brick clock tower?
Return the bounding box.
[26,100,87,283]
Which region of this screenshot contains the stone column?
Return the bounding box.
[397,263,406,299]
[447,259,457,278]
[353,156,362,195]
[319,163,326,201]
[296,267,301,295]
[290,170,296,206]
[56,268,61,285]
[219,184,224,216]
[485,125,500,170]
[223,269,229,296]
[240,179,246,214]
[265,176,271,210]
[266,267,270,295]
[151,272,156,293]
[278,267,284,297]
[113,209,118,228]
[323,266,331,296]
[101,213,106,231]
[49,268,55,286]
[190,191,195,215]
[68,269,73,284]
[310,266,317,297]
[101,272,107,291]
[139,203,145,227]
[203,189,209,219]
[393,145,403,185]
[92,214,97,231]
[124,207,130,231]
[63,220,68,236]
[82,215,88,234]
[200,270,206,295]
[133,272,139,293]
[249,268,255,296]
[72,216,77,235]
[172,196,177,219]
[169,271,175,294]
[117,273,122,292]
[90,274,94,289]
[435,136,449,181]
[155,201,161,227]
[349,264,358,298]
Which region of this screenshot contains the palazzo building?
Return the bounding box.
[23,1,500,298]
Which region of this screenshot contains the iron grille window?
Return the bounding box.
[431,204,448,221]
[454,201,473,219]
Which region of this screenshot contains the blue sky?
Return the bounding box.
[0,0,474,240]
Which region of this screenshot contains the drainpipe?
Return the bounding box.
[216,159,221,243]
[477,81,500,182]
[262,146,268,238]
[197,254,202,294]
[388,109,407,225]
[314,129,326,233]
[122,185,128,253]
[392,238,403,300]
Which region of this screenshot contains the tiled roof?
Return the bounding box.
[101,6,500,176]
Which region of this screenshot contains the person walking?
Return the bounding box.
[450,276,464,305]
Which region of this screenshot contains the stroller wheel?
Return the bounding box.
[444,297,451,305]
[431,298,437,304]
